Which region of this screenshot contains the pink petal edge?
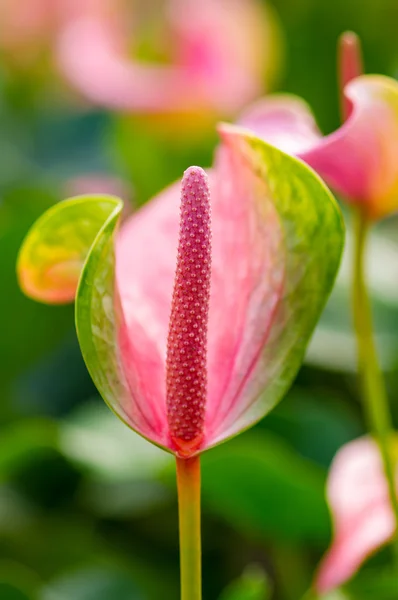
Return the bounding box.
[315,436,397,593]
[239,75,398,219]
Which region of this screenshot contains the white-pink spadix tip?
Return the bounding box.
[166,166,212,456]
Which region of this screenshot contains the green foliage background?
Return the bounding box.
[1,0,398,598]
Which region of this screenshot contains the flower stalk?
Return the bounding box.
[176,455,202,600]
[168,167,210,599]
[338,30,398,556]
[351,209,398,555]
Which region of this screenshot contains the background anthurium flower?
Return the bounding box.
[55,0,281,117]
[17,127,343,456]
[0,0,110,69]
[238,75,398,220]
[316,436,398,594]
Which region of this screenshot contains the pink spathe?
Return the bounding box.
[238,75,398,219]
[315,437,398,593]
[114,140,283,456]
[18,125,344,458]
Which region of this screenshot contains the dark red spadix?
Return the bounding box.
[166,166,211,455]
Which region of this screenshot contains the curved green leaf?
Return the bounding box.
[40,567,143,600]
[201,432,330,543]
[17,195,122,304]
[17,194,142,435]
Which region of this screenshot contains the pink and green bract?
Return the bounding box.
[237,75,398,220]
[17,126,344,456]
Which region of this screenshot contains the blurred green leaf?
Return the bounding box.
[82,479,170,518]
[59,402,172,517]
[306,224,398,373]
[0,418,58,481]
[264,389,361,467]
[0,187,73,395]
[59,402,173,483]
[13,335,95,417]
[0,561,41,600]
[0,584,32,600]
[219,566,271,600]
[201,432,330,544]
[347,567,398,600]
[40,566,144,600]
[322,593,353,600]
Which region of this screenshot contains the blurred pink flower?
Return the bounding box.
[0,0,115,67]
[237,74,398,220]
[55,0,279,116]
[316,436,398,593]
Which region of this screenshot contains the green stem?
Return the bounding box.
[176,455,202,600]
[352,208,398,552]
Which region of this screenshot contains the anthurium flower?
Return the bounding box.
[0,0,106,68]
[237,74,398,220]
[17,126,343,456]
[55,0,281,117]
[316,436,398,594]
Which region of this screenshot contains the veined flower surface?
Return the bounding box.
[17,127,344,456]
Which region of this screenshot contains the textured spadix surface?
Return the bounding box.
[239,75,398,220]
[166,167,211,452]
[18,127,344,455]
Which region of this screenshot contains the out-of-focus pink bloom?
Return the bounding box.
[316,436,398,593]
[238,75,398,220]
[0,0,52,65]
[56,0,278,116]
[0,0,116,68]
